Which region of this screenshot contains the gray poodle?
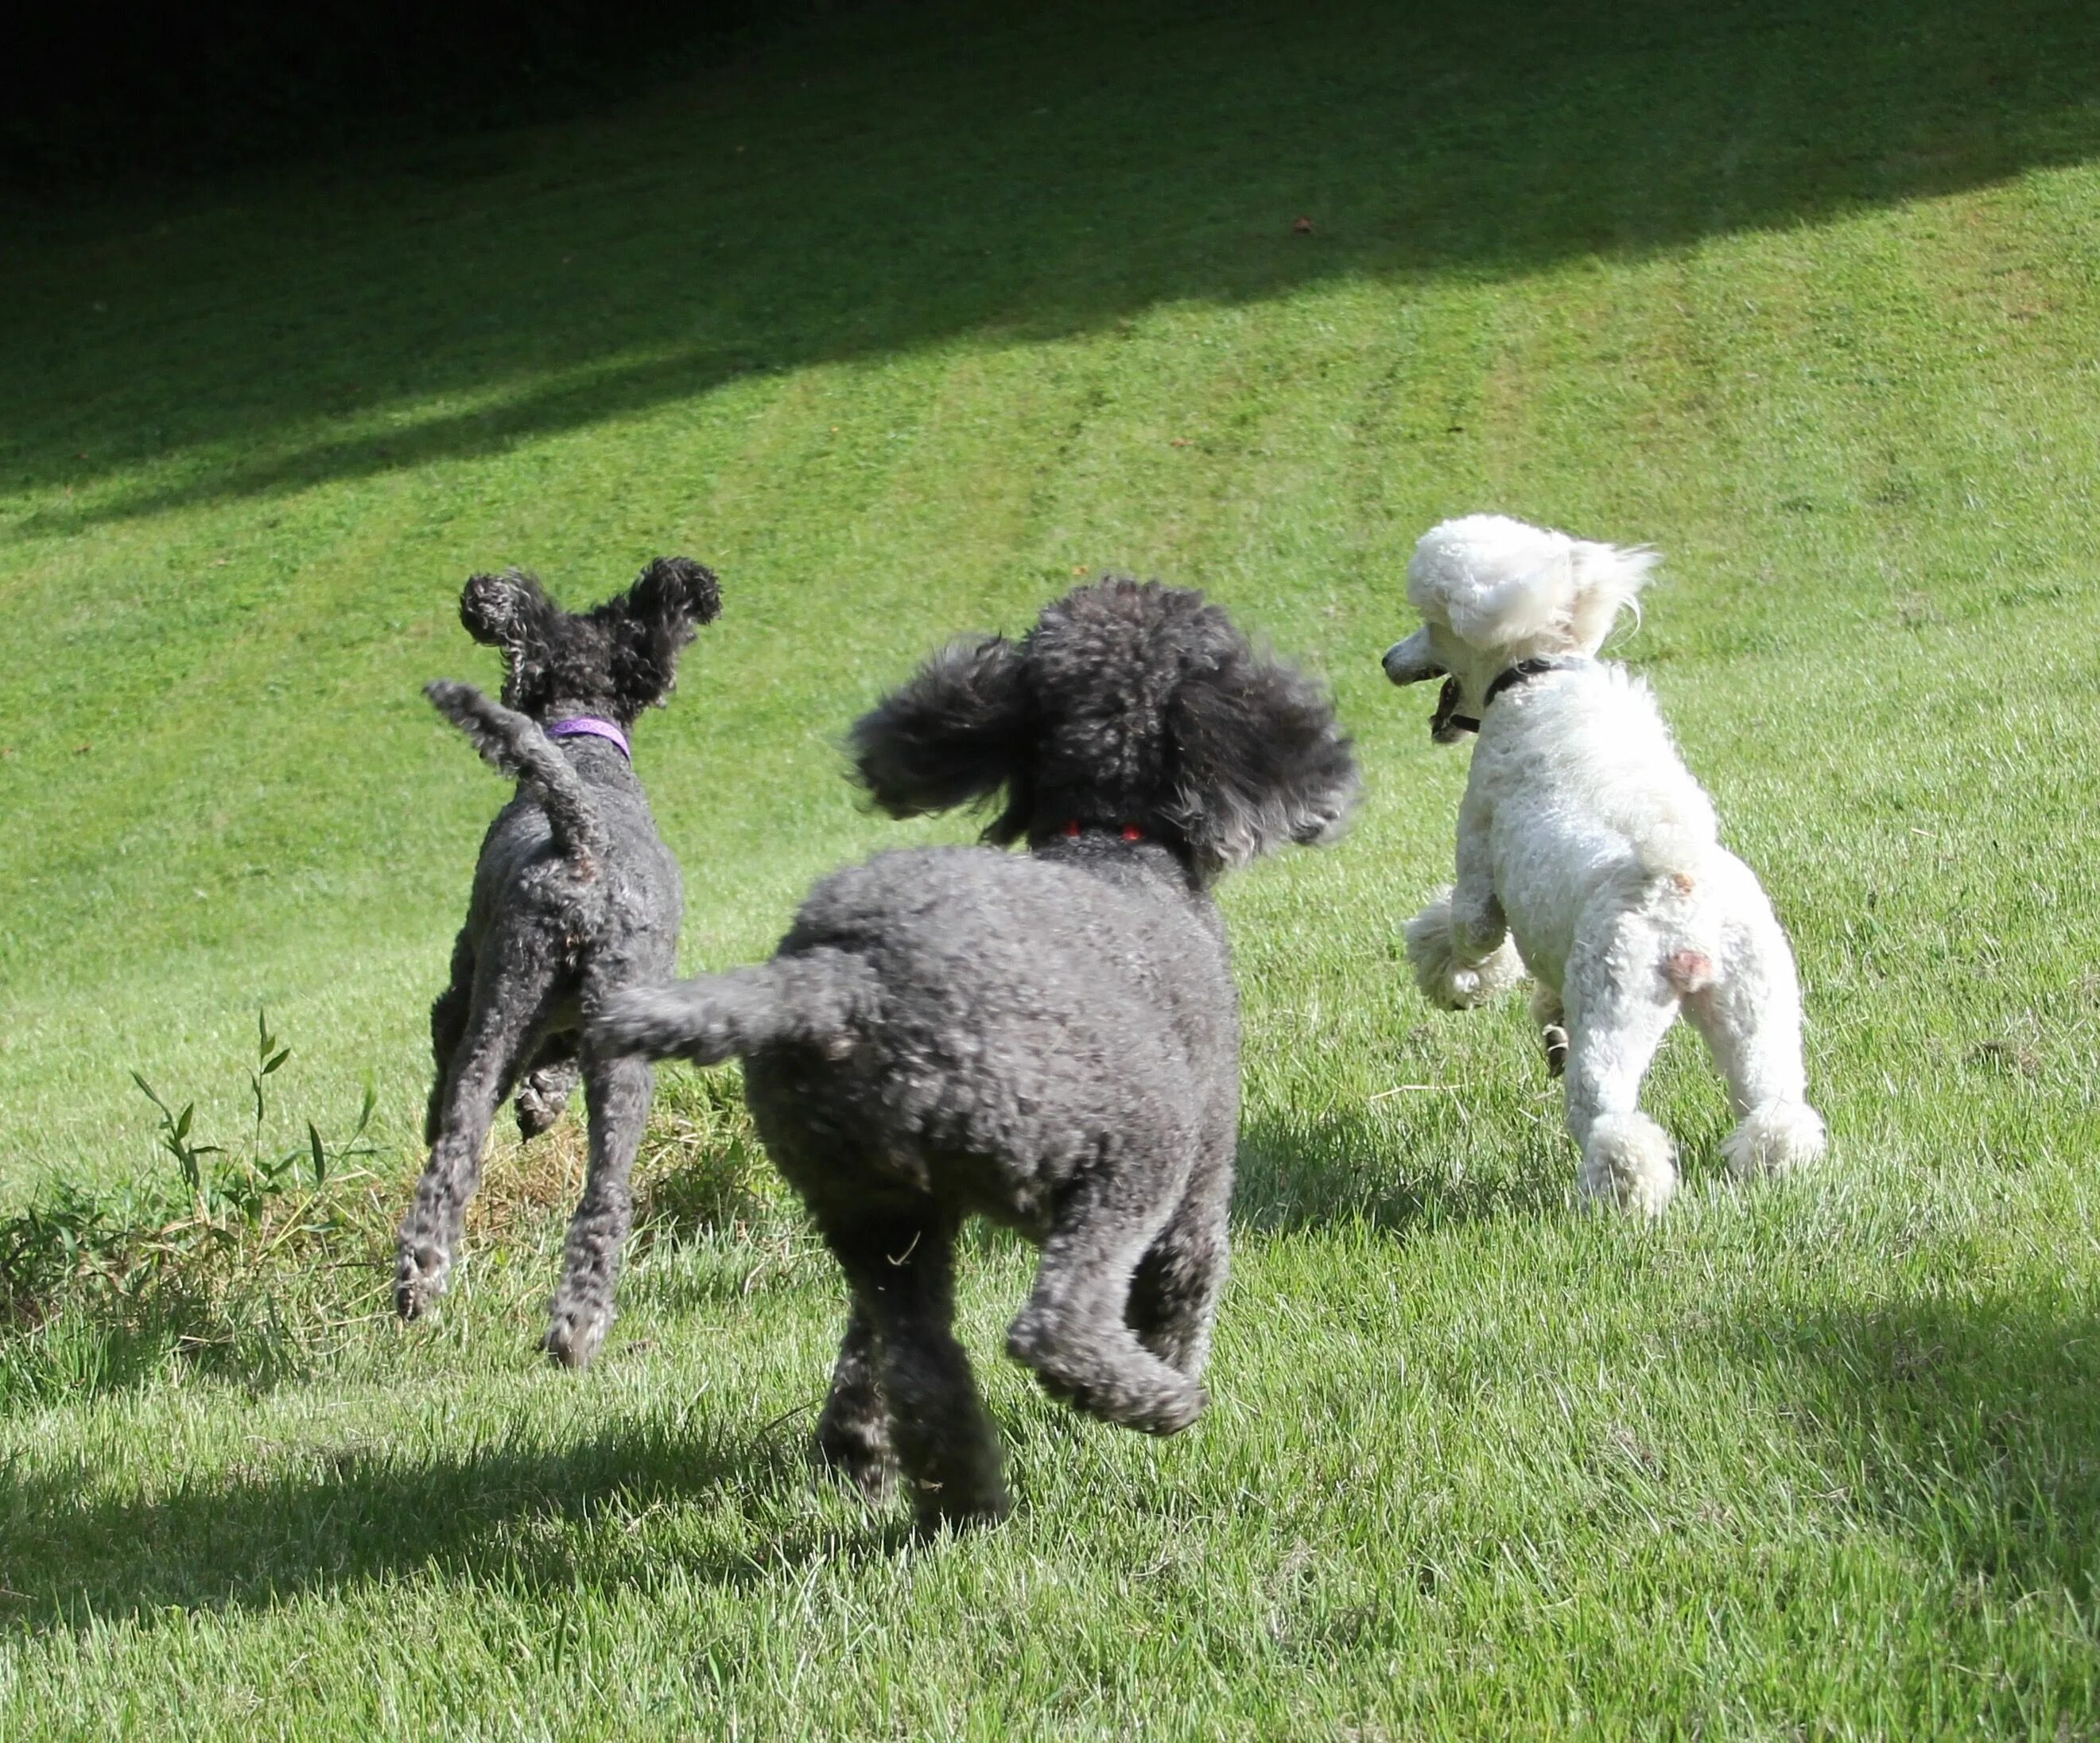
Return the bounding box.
[395,557,723,1367]
[589,578,1357,1528]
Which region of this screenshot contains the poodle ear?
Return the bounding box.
[851,635,1034,818]
[1407,515,1574,653]
[626,555,723,630]
[1407,516,1657,654]
[1563,539,1658,650]
[459,569,558,653]
[603,556,724,713]
[1168,647,1359,875]
[1438,557,1567,650]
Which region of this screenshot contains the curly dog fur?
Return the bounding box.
[1384,514,1826,1214]
[395,557,722,1366]
[592,578,1357,1528]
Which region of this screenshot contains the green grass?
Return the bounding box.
[5,0,2100,1732]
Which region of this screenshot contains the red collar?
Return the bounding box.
[1062,820,1147,842]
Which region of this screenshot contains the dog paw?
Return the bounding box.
[1403,890,1525,1010]
[394,1242,451,1319]
[1578,1113,1678,1217]
[543,1297,614,1369]
[1030,1363,1209,1437]
[1008,1310,1211,1434]
[1721,1101,1827,1179]
[1130,1375,1210,1437]
[514,1066,578,1139]
[817,1421,899,1505]
[817,1390,897,1501]
[910,1477,1014,1534]
[1134,1321,1214,1384]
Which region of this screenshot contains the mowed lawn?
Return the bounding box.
[5,0,2100,1733]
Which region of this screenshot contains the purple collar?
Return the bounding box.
[545,716,631,760]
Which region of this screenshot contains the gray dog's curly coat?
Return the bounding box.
[395,557,721,1367]
[591,578,1358,1528]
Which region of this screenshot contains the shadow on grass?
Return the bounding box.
[10,0,2099,531]
[1232,1104,1567,1236]
[0,1404,910,1635]
[1726,1294,2100,1597]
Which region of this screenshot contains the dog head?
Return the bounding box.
[458,557,723,727]
[851,576,1358,883]
[1382,514,1656,740]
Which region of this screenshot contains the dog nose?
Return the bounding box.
[1384,631,1444,687]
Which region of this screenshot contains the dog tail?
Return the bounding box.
[1633,808,1714,883]
[591,949,879,1067]
[425,680,609,869]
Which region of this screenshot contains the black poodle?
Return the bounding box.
[590,577,1357,1528]
[396,557,722,1368]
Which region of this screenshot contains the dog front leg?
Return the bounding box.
[1530,982,1570,1077]
[1405,802,1526,1011]
[514,1037,580,1139]
[1403,793,1527,1011]
[1448,800,1508,965]
[823,1206,1009,1531]
[815,1301,897,1502]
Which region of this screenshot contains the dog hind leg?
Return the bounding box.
[1124,1141,1232,1381]
[1008,1149,1209,1434]
[398,964,557,1317]
[1682,908,1826,1179]
[1562,933,1683,1217]
[425,929,476,1145]
[543,1054,654,1368]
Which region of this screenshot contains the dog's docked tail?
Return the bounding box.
[426,680,609,870]
[592,950,878,1068]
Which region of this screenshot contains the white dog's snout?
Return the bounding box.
[1382,628,1441,686]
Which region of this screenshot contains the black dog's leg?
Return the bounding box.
[425,929,476,1145]
[397,965,553,1318]
[514,1035,581,1139]
[815,1301,896,1502]
[823,1206,1008,1530]
[1531,983,1570,1078]
[1007,1153,1208,1437]
[544,1054,653,1368]
[1124,1143,1232,1380]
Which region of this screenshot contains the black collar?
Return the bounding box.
[1485,656,1579,708]
[1441,658,1581,736]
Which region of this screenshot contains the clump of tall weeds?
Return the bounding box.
[0,1012,392,1409]
[0,1017,789,1411]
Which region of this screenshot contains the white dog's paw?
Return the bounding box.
[1578,1113,1678,1217]
[1721,1101,1827,1180]
[1404,889,1527,1011]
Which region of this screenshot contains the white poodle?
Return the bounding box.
[1383,514,1826,1213]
